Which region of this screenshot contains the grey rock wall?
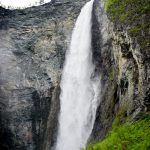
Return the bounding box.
[90,0,150,142]
[0,1,88,149]
[0,0,149,149]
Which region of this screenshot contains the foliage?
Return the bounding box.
[105,0,150,49]
[108,68,114,81]
[86,114,150,150]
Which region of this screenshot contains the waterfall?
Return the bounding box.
[56,0,100,149]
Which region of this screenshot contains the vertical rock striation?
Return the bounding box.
[0,0,149,149]
[0,1,89,149]
[90,0,150,142]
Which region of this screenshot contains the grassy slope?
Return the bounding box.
[86,116,150,150]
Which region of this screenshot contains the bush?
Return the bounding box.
[105,0,150,50]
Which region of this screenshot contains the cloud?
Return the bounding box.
[0,0,51,8]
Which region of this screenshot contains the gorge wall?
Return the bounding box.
[0,0,149,149]
[91,0,150,142]
[0,1,88,149]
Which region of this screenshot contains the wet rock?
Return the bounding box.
[0,0,149,149]
[0,0,88,149]
[91,0,150,142]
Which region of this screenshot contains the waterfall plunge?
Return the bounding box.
[56,0,100,149]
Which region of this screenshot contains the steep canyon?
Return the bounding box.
[0,0,149,149]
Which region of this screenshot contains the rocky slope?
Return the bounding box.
[0,0,149,150]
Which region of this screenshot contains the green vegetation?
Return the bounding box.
[108,68,114,81]
[86,113,150,150]
[105,0,150,49]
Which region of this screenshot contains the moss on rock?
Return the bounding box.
[105,0,150,50]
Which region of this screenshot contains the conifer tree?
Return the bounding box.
[40,0,44,5]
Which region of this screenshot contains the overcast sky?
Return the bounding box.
[0,0,51,8]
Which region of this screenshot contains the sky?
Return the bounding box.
[0,0,51,8]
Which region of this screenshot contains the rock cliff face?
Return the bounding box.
[91,0,150,142]
[0,0,149,150]
[0,1,88,149]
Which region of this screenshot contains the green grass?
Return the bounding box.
[86,115,150,150]
[105,0,150,50]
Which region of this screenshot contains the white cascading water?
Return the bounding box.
[56,0,100,150]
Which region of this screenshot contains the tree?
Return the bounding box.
[39,0,44,5]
